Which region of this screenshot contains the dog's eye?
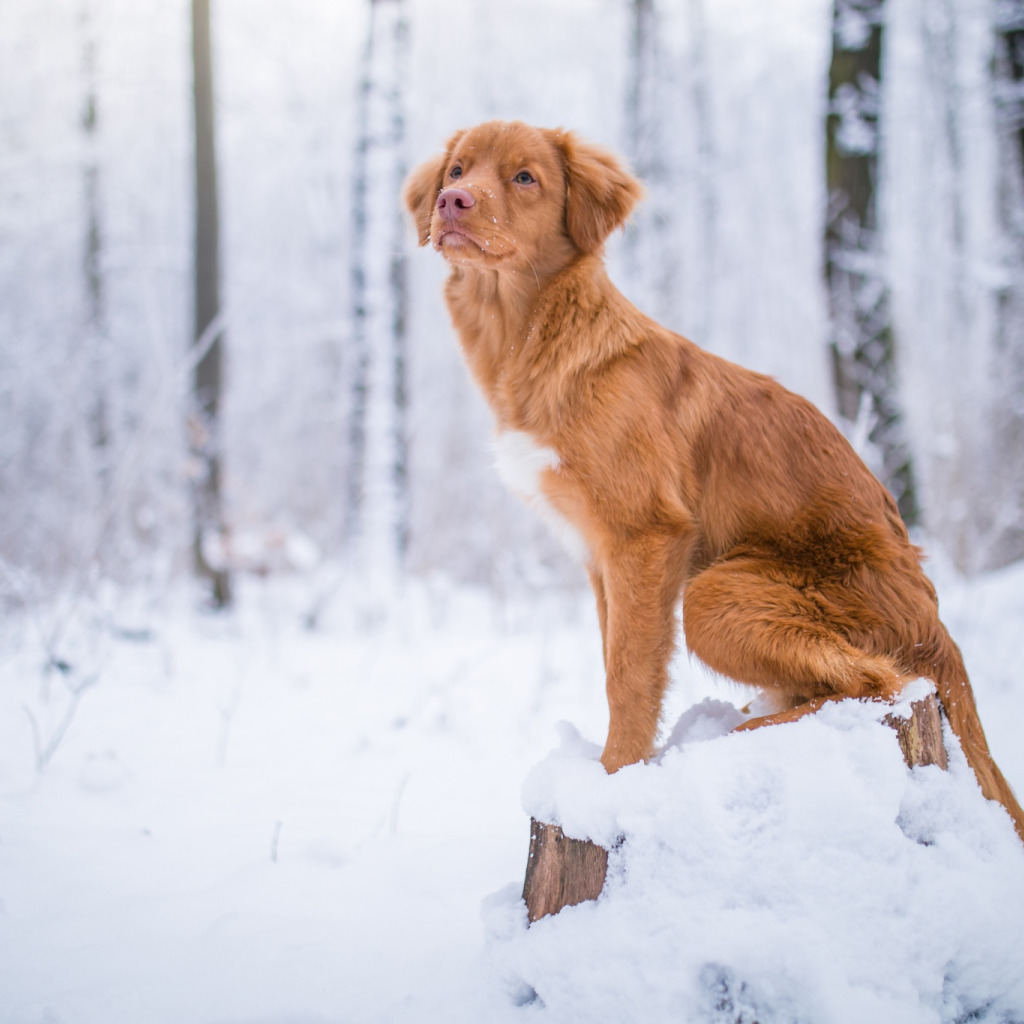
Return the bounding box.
[514,170,536,185]
[449,165,463,180]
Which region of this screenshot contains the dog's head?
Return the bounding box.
[403,121,643,274]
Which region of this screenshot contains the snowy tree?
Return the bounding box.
[617,0,725,355]
[988,0,1024,567]
[347,0,411,585]
[621,0,678,324]
[883,0,1024,572]
[825,0,918,524]
[191,0,231,606]
[79,0,108,475]
[5,0,1024,596]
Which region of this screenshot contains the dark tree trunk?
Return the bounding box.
[825,0,918,525]
[191,0,231,607]
[995,2,1024,157]
[988,0,1024,568]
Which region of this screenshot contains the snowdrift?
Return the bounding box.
[2,570,1024,1023]
[487,687,1024,1024]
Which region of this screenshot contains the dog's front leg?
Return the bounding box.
[587,565,609,669]
[598,533,687,773]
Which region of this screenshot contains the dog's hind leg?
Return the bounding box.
[732,696,836,732]
[681,555,905,707]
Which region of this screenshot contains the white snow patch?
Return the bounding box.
[496,689,1024,1023]
[1,570,1023,1022]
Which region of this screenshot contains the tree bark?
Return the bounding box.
[346,0,410,570]
[885,692,947,770]
[825,0,918,525]
[988,0,1024,570]
[80,0,108,469]
[522,696,948,922]
[522,818,609,924]
[622,0,678,324]
[191,0,231,607]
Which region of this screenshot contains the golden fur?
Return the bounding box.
[404,119,1024,841]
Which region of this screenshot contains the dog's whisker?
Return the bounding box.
[522,253,541,289]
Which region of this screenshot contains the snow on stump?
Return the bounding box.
[522,694,947,923]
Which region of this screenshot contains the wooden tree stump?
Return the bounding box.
[522,695,949,923]
[885,692,948,770]
[522,818,608,923]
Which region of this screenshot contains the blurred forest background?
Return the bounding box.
[3,0,1024,613]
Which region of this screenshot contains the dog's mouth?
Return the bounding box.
[435,227,476,250]
[433,222,506,261]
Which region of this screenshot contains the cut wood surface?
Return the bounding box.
[522,695,949,923]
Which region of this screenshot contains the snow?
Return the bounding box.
[3,1,1024,1019]
[505,686,1024,1023]
[2,562,1023,1023]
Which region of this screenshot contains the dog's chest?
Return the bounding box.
[493,430,589,564]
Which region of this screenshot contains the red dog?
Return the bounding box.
[404,120,1024,840]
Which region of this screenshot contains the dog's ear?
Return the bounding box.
[403,130,464,246]
[550,131,644,253]
[402,153,447,247]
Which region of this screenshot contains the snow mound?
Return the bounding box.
[486,687,1024,1024]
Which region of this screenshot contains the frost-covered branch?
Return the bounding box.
[23,671,98,773]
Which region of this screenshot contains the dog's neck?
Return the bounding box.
[445,260,542,343]
[443,258,554,404]
[443,254,642,436]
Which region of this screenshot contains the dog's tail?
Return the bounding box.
[924,635,1024,842]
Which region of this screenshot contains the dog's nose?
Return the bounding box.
[436,187,475,217]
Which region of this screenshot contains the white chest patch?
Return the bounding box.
[493,430,559,499]
[492,430,589,564]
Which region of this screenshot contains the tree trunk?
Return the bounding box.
[191,0,231,607]
[622,0,677,323]
[988,0,1024,569]
[522,696,948,922]
[825,0,917,525]
[80,0,108,473]
[346,0,410,578]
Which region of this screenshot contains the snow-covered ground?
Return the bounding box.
[1,558,1023,1024]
